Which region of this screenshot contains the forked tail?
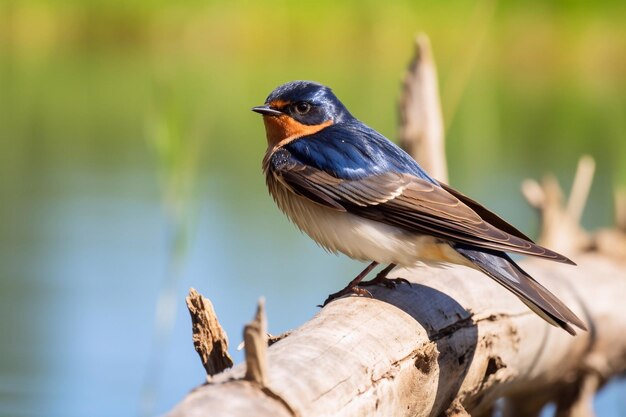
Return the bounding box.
[455,245,587,335]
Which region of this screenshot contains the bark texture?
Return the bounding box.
[168,254,626,417]
[185,288,233,377]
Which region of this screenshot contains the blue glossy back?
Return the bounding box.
[281,121,438,184]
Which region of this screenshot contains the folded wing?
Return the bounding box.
[271,156,573,264]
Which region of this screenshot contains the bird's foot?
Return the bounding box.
[360,275,411,289]
[318,286,372,307]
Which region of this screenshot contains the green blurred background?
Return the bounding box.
[1,1,625,416]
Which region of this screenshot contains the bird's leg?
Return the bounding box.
[360,263,411,288]
[320,261,379,307]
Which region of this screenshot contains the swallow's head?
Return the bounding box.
[252,81,352,147]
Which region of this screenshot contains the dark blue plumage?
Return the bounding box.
[265,81,353,126]
[267,81,435,183]
[282,121,438,182]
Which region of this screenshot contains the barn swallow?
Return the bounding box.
[253,80,586,335]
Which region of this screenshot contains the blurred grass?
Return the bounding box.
[2,0,624,182]
[0,2,623,251]
[1,0,624,267]
[141,96,199,416]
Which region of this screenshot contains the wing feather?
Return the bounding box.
[441,183,534,242]
[271,158,573,264]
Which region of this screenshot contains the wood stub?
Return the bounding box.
[522,157,626,260]
[521,156,595,256]
[185,288,233,377]
[566,156,595,226]
[398,33,448,183]
[268,330,292,346]
[244,298,269,386]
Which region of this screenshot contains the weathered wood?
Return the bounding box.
[566,156,595,228]
[243,298,268,385]
[398,34,447,183]
[167,254,626,417]
[521,157,594,257]
[185,288,233,377]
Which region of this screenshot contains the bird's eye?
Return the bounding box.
[293,102,311,115]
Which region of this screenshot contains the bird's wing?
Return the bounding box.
[272,158,573,264]
[439,183,534,242]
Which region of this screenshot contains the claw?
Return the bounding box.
[317,262,406,307]
[319,286,372,307]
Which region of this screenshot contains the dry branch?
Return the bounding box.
[168,255,626,417]
[185,288,233,377]
[521,156,595,257]
[399,34,447,183]
[243,298,268,385]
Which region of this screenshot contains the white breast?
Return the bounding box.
[266,173,471,268]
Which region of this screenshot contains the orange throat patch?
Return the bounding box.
[262,115,333,150]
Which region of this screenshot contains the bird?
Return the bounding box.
[252,80,587,335]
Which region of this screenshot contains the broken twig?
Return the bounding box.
[243,298,268,386]
[185,288,233,377]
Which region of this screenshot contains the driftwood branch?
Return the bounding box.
[521,156,595,256]
[169,255,626,417]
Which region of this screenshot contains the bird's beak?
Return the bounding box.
[252,105,283,116]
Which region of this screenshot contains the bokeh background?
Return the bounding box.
[1,0,625,416]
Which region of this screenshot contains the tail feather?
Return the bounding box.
[455,245,587,335]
